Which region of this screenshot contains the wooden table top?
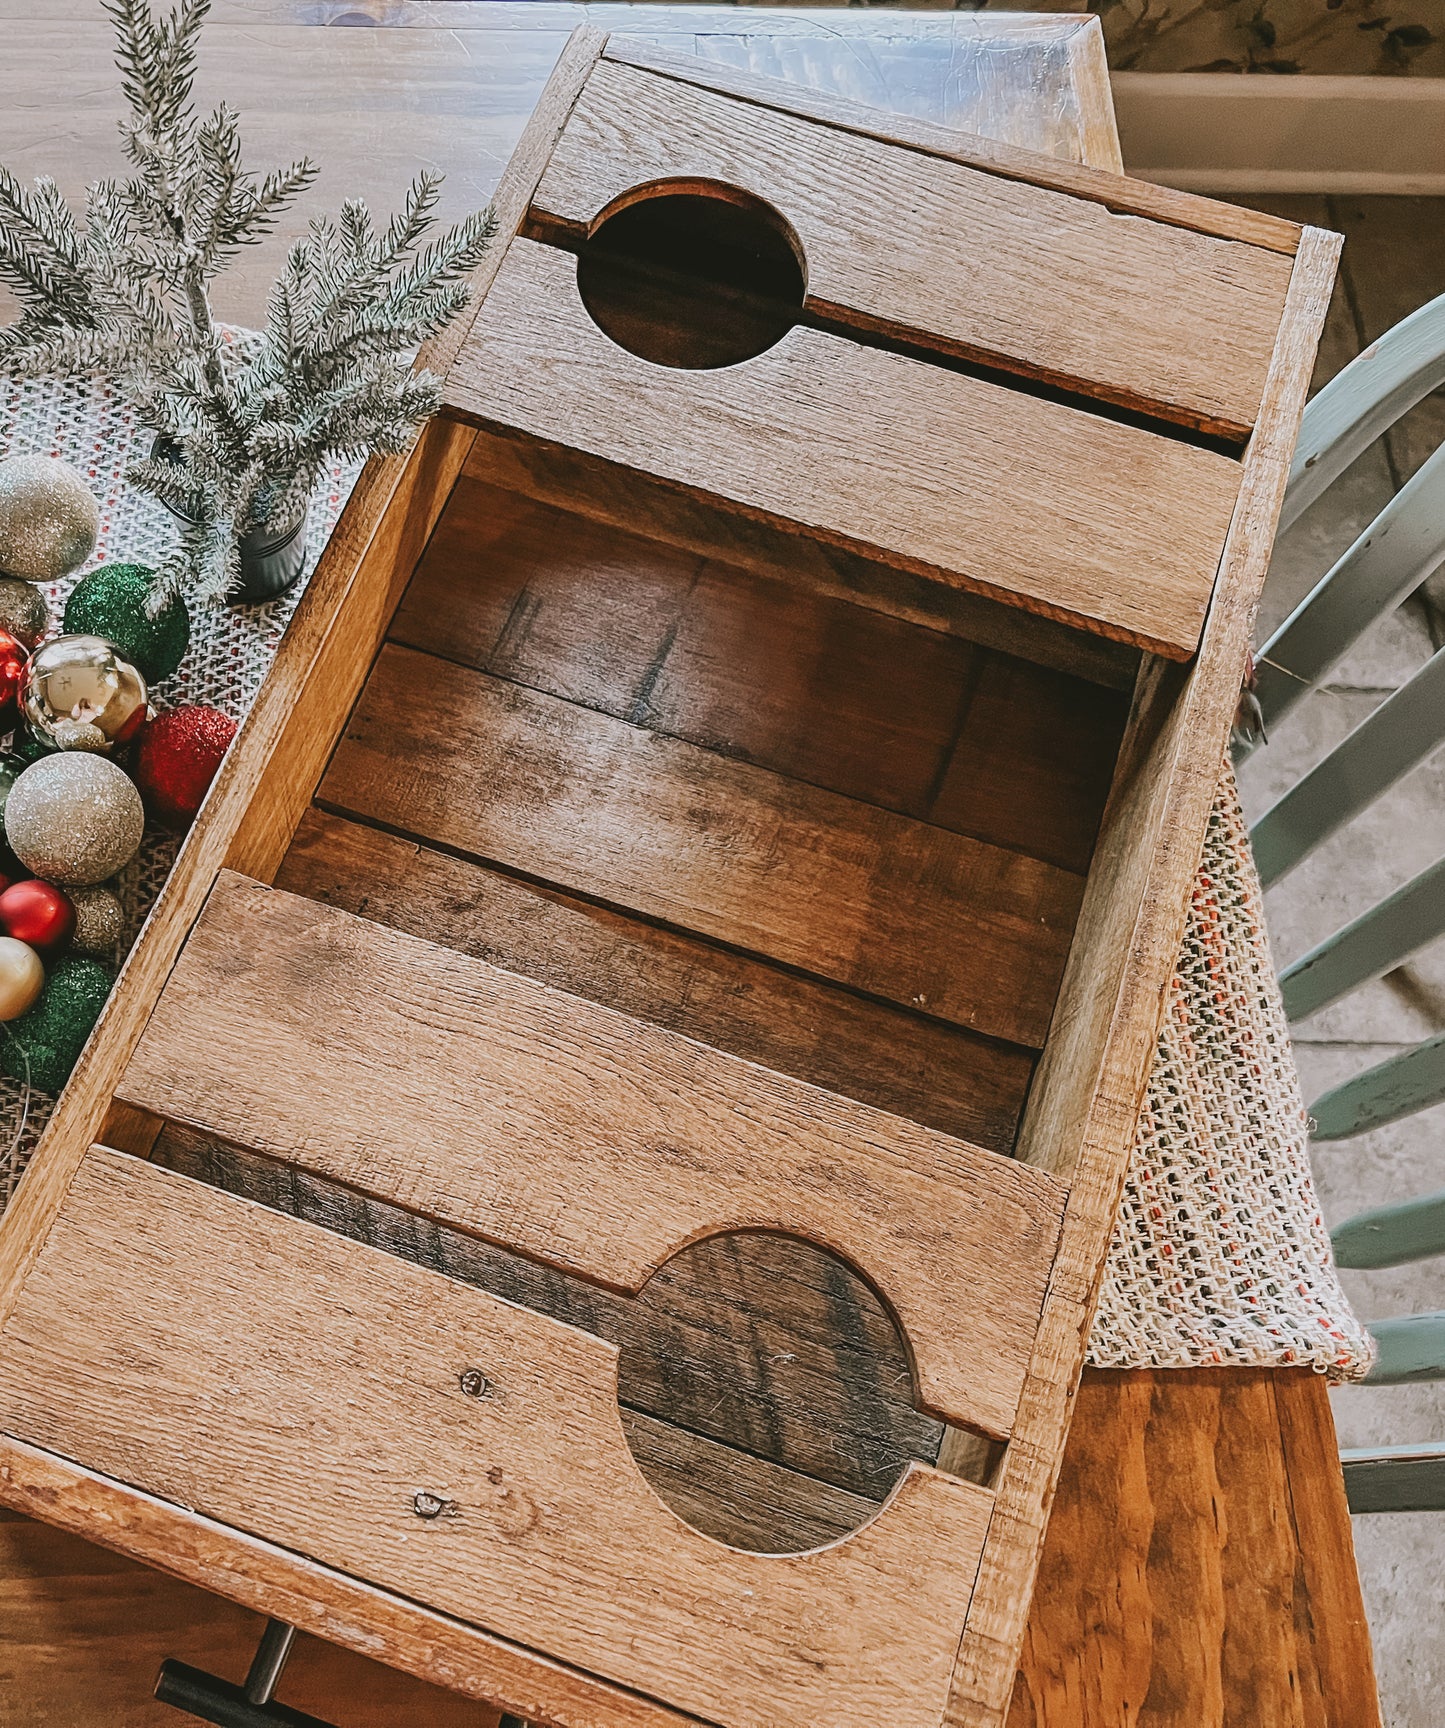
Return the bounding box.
[0,6,1379,1725]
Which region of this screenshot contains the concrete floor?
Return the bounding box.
[1234,195,1445,1728]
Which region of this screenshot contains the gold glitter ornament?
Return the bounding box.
[23,634,149,753]
[0,456,99,583]
[0,935,43,1020]
[4,752,144,886]
[68,884,125,956]
[0,577,49,649]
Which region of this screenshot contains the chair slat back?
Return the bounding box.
[1256,289,1445,1432]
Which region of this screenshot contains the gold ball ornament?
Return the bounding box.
[0,455,99,583]
[4,753,144,887]
[0,936,43,1021]
[23,634,148,753]
[69,884,125,956]
[0,577,50,649]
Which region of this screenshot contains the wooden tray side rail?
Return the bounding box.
[0,31,1340,1728]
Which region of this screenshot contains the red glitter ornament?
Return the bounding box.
[132,705,237,830]
[0,878,75,954]
[0,628,28,725]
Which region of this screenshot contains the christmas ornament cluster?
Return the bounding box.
[0,453,238,1090]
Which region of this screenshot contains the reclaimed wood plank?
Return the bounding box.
[0,1147,994,1728]
[116,873,1066,1440]
[446,239,1244,660]
[462,431,1143,691]
[602,34,1298,258]
[945,225,1345,1727]
[277,811,1035,1153]
[319,644,1084,1049]
[533,59,1293,439]
[392,479,1130,872]
[151,1117,944,1520]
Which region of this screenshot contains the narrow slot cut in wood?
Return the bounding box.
[115,872,1067,1440]
[446,239,1244,660]
[0,1146,993,1728]
[319,642,1083,1050]
[530,59,1294,442]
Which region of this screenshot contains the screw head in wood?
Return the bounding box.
[412,1491,453,1520]
[459,1368,495,1399]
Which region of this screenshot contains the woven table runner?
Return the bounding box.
[0,363,1374,1380]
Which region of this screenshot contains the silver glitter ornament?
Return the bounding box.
[4,753,144,886]
[0,456,99,584]
[69,884,125,956]
[0,577,49,649]
[24,634,149,753]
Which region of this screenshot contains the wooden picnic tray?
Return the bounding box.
[0,30,1338,1728]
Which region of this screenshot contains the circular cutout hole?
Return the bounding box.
[576,183,806,370]
[617,1229,934,1553]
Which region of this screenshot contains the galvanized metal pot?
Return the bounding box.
[150,436,312,604]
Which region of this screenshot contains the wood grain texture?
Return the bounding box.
[945,226,1346,1727]
[0,1508,498,1728]
[277,810,1036,1154]
[0,1435,705,1728]
[393,477,1130,873]
[151,1117,944,1529]
[446,239,1244,659]
[602,34,1297,257]
[462,430,1142,692]
[0,1147,995,1728]
[0,31,610,1342]
[117,873,1066,1439]
[0,1367,1380,1728]
[320,644,1084,1049]
[534,59,1293,438]
[1009,1370,1382,1728]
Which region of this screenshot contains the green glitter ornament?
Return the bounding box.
[63,562,190,683]
[1,954,113,1091]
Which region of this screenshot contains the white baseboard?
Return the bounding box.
[1113,73,1445,196]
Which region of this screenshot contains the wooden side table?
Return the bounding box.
[0,7,1379,1725]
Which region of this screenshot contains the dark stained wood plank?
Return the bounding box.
[930,654,1129,873]
[1009,1369,1382,1728]
[150,1122,943,1523]
[319,643,1085,1048]
[462,432,1143,693]
[394,476,1128,870]
[278,810,1034,1153]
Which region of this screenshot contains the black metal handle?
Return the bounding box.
[156,1619,339,1728]
[156,1616,537,1728]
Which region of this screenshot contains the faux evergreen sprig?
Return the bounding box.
[0,0,496,604]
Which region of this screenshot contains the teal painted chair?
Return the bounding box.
[1242,290,1445,1514]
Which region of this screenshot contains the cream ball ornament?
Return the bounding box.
[0,456,99,583]
[0,936,43,1020]
[0,577,50,650]
[69,884,125,956]
[4,753,144,887]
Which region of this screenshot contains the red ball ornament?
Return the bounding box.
[132,704,237,829]
[0,628,28,726]
[0,878,75,954]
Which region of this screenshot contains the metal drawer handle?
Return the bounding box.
[156,1617,535,1727]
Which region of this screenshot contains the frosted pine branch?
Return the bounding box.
[0,0,494,607]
